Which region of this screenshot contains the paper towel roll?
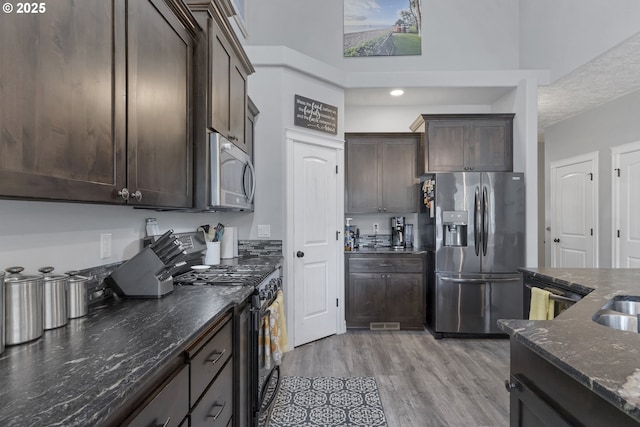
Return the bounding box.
[221,226,236,259]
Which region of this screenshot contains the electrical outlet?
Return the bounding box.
[373,223,379,232]
[100,233,112,259]
[257,224,271,238]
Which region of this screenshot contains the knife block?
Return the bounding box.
[106,247,174,298]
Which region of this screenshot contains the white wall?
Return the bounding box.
[0,199,250,272]
[544,88,640,267]
[519,0,640,82]
[248,0,519,72]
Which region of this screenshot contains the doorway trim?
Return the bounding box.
[549,151,599,267]
[611,140,640,267]
[284,128,346,347]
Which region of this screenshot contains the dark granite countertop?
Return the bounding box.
[345,247,426,254]
[0,257,282,427]
[498,267,640,422]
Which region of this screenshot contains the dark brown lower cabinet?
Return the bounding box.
[126,365,190,427]
[508,339,637,427]
[346,254,425,330]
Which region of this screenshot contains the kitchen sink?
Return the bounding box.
[593,313,638,332]
[609,300,640,315]
[593,296,640,332]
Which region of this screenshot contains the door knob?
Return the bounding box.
[296,251,304,258]
[504,379,520,392]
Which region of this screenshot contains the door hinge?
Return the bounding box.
[615,168,621,177]
[588,173,593,181]
[336,298,339,307]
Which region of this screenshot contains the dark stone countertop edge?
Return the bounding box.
[500,267,640,422]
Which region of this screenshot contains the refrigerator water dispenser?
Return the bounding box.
[443,211,467,247]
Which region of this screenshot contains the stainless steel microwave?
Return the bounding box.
[197,133,255,211]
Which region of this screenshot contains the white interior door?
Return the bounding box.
[291,133,340,347]
[612,141,640,267]
[550,153,598,268]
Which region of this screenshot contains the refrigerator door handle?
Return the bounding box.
[482,185,489,256]
[474,186,481,256]
[441,277,522,283]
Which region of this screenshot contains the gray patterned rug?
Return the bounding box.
[267,376,388,426]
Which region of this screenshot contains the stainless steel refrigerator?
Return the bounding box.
[419,172,525,337]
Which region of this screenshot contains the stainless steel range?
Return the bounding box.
[175,264,283,427]
[175,264,273,286]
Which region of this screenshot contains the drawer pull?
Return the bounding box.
[379,263,392,267]
[206,349,226,365]
[207,402,226,421]
[157,417,171,427]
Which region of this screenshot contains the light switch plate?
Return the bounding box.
[257,225,271,238]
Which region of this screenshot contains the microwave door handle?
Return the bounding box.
[245,160,256,203]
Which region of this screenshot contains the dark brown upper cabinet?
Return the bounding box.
[345,133,419,214]
[410,114,514,173]
[0,0,197,208]
[187,0,254,153]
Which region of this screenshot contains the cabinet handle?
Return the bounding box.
[157,417,171,427]
[378,208,382,212]
[379,264,392,267]
[132,190,142,202]
[206,349,226,365]
[383,208,387,212]
[504,379,520,392]
[117,188,130,201]
[207,402,226,421]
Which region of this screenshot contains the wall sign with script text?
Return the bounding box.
[294,95,338,135]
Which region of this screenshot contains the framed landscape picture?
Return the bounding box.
[344,0,422,57]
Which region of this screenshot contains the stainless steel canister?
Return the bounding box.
[0,271,4,354]
[65,271,89,319]
[39,267,68,330]
[4,267,44,345]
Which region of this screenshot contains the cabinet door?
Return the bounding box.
[0,0,126,203]
[126,0,193,208]
[508,375,574,427]
[381,137,418,212]
[346,138,380,213]
[346,273,386,326]
[209,20,232,138]
[128,365,189,427]
[191,360,233,427]
[229,61,248,150]
[425,121,467,171]
[385,273,425,328]
[467,119,513,172]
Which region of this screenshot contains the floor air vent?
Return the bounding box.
[369,322,400,331]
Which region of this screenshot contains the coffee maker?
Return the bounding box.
[391,216,405,248]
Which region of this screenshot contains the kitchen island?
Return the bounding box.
[0,257,281,426]
[499,268,640,426]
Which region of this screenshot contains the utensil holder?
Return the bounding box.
[205,241,221,265]
[106,247,174,298]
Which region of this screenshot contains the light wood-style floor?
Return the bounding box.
[279,330,510,427]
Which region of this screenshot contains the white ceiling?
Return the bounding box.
[344,32,640,139]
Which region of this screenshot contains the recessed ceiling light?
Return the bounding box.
[390,89,404,97]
